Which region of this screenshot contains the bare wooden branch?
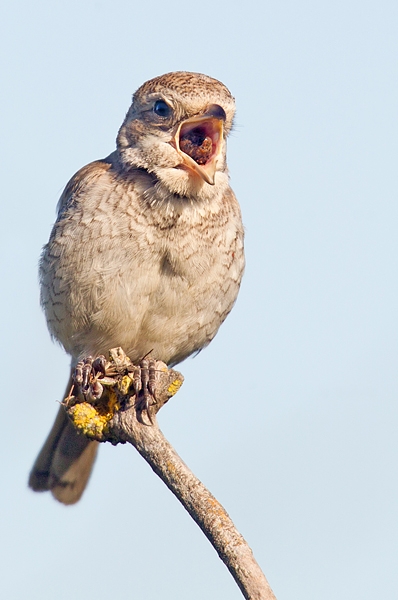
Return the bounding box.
[65,348,277,600]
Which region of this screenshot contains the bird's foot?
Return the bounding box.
[69,349,160,424]
[73,355,107,401]
[129,357,158,424]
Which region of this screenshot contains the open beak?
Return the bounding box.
[172,104,225,185]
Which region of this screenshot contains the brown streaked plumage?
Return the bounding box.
[29,72,245,504]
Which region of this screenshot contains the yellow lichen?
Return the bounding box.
[68,388,122,439]
[69,403,109,438]
[166,460,177,474]
[118,375,131,396]
[108,388,120,411]
[168,378,183,396]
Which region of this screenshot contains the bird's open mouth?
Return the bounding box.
[179,121,220,166]
[173,109,224,185]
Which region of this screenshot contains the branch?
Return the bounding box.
[65,348,277,600]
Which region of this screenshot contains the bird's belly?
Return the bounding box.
[81,264,236,366]
[43,208,243,366]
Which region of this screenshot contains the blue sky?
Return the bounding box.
[1,1,397,598]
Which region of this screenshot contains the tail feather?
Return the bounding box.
[29,374,98,505]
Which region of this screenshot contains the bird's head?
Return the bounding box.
[116,72,235,198]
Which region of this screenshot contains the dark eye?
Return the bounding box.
[153,99,172,118]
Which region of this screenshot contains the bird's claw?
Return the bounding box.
[130,358,158,423]
[71,351,158,424]
[73,355,106,400]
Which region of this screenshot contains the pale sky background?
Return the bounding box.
[1,1,397,598]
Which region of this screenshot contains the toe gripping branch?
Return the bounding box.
[64,347,184,441]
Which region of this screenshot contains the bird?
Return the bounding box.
[29,71,245,505]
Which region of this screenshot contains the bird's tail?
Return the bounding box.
[28,373,99,505]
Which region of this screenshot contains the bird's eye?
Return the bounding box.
[153,100,172,118]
